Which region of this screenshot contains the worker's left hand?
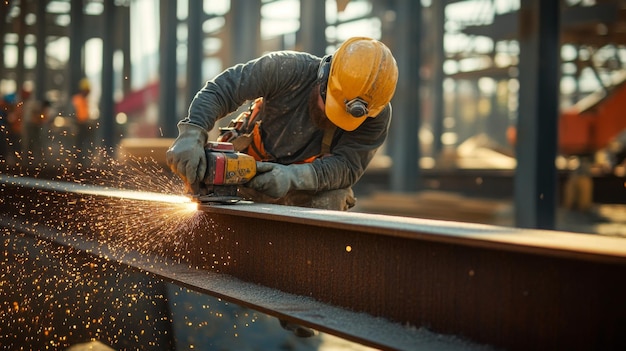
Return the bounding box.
[246,162,318,198]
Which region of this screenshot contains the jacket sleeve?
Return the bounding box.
[312,104,392,191]
[180,52,312,131]
[181,60,260,131]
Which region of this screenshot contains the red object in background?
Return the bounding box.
[559,81,626,156]
[559,110,594,155]
[115,81,159,115]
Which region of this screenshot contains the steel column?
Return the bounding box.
[120,5,132,96]
[390,0,422,192]
[68,0,84,100]
[0,2,7,82]
[186,0,204,105]
[229,0,261,64]
[515,0,560,229]
[100,0,115,149]
[299,0,326,56]
[34,1,46,100]
[0,1,10,37]
[431,0,446,157]
[14,0,26,92]
[158,0,178,138]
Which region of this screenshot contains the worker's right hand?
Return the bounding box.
[166,122,208,192]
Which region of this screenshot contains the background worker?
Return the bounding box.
[166,37,398,211]
[23,90,52,163]
[71,78,92,164]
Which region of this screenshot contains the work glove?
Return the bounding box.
[166,122,208,192]
[246,162,318,198]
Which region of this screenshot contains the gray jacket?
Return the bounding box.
[181,50,392,191]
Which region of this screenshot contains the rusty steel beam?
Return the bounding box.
[3,217,462,351]
[2,175,626,350]
[0,175,488,350]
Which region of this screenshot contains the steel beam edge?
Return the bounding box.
[202,201,626,265]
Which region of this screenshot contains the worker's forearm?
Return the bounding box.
[312,156,364,191]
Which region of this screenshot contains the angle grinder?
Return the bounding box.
[194,141,257,203]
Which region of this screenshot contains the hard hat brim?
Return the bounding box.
[325,92,367,132]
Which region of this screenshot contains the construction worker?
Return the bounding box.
[23,90,52,163]
[71,78,92,163]
[167,37,399,211]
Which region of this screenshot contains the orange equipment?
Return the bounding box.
[559,81,626,156]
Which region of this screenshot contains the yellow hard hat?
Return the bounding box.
[79,78,91,91]
[325,37,398,131]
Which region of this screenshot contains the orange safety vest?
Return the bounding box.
[218,98,335,163]
[72,94,90,123]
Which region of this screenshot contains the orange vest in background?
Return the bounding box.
[72,94,89,123]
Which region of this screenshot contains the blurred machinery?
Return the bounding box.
[559,77,626,167]
[558,77,626,211]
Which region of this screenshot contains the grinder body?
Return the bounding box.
[198,141,257,203]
